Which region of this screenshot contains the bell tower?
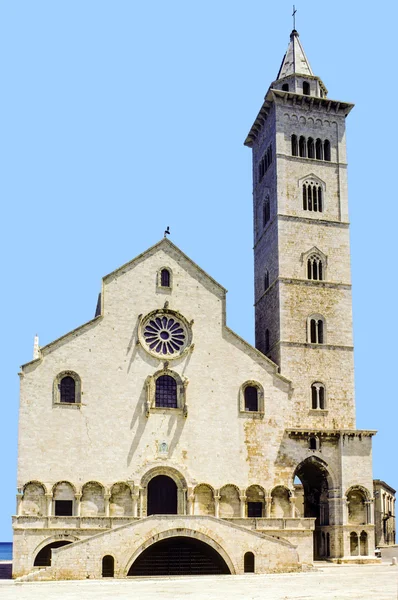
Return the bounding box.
[245,30,355,429]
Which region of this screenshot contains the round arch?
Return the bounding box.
[23,480,47,495]
[141,467,187,517]
[124,529,235,576]
[32,535,79,567]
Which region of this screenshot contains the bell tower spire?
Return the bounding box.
[245,30,355,429]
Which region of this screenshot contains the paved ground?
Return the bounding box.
[0,563,397,599]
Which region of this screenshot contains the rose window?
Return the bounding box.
[142,313,189,356]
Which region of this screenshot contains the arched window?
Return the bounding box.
[311,383,326,409]
[350,532,359,556]
[307,137,315,159]
[308,436,318,451]
[264,270,269,291]
[324,139,331,161]
[299,136,306,158]
[315,138,323,160]
[309,316,325,344]
[265,329,270,353]
[291,134,298,156]
[244,552,255,573]
[303,81,310,95]
[244,386,258,412]
[240,382,264,414]
[282,83,289,91]
[155,375,177,408]
[60,376,75,403]
[102,555,115,577]
[307,255,323,280]
[263,196,270,227]
[160,268,170,287]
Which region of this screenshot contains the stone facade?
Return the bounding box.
[374,480,396,547]
[13,29,380,579]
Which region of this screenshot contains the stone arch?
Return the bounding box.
[293,456,334,559]
[81,481,105,516]
[110,482,133,516]
[246,485,265,517]
[346,485,370,525]
[141,467,187,516]
[32,534,79,567]
[102,554,115,577]
[21,481,46,516]
[270,486,291,517]
[52,481,76,516]
[124,528,236,576]
[219,484,241,518]
[193,484,215,516]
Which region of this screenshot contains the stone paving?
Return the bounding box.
[0,563,397,600]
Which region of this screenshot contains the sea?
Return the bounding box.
[0,542,12,560]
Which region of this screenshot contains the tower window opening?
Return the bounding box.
[291,135,298,156]
[263,196,270,227]
[302,182,323,213]
[303,81,310,95]
[307,255,323,281]
[264,270,269,291]
[316,138,323,160]
[258,144,273,182]
[155,375,177,408]
[309,436,318,450]
[311,383,326,409]
[282,83,289,91]
[307,137,315,159]
[309,317,325,344]
[324,139,331,161]
[299,136,307,158]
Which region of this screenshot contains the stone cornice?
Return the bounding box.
[286,429,376,438]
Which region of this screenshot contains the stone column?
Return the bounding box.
[214,494,220,518]
[132,492,139,518]
[239,495,247,518]
[289,495,296,518]
[265,496,272,518]
[187,489,195,516]
[45,493,53,517]
[74,493,81,517]
[366,499,374,524]
[139,487,144,518]
[104,493,111,517]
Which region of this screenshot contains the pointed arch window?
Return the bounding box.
[308,315,325,344]
[307,254,323,280]
[311,382,326,409]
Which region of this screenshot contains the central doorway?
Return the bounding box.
[127,536,231,576]
[147,475,178,515]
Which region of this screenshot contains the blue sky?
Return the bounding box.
[0,1,396,541]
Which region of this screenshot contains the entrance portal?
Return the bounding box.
[128,536,231,576]
[294,458,330,559]
[147,475,178,515]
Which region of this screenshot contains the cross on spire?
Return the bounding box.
[292,5,297,30]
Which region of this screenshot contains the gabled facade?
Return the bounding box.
[13,30,379,580]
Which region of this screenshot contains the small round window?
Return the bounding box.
[140,310,191,358]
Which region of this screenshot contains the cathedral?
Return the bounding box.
[13,29,379,579]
